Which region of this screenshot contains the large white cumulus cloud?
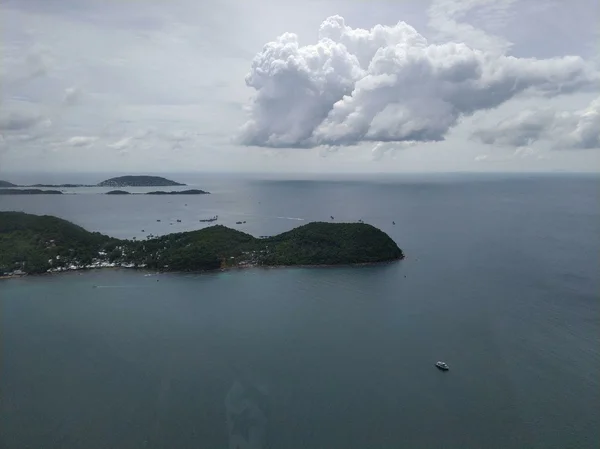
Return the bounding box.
[239,15,597,148]
[473,96,600,150]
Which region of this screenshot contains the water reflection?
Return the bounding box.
[225,374,270,449]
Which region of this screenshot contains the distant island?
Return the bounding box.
[104,189,209,195]
[146,189,209,195]
[0,189,63,195]
[0,175,189,189]
[0,187,209,195]
[0,212,404,276]
[0,180,92,188]
[29,183,93,188]
[97,176,185,187]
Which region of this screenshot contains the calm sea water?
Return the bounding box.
[1,173,599,449]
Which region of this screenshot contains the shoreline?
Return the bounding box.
[0,259,401,281]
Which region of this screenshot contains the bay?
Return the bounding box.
[1,173,599,448]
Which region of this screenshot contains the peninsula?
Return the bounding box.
[98,176,185,187]
[0,212,404,276]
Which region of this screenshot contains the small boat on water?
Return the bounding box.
[435,361,449,371]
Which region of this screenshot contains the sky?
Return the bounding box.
[1,0,599,174]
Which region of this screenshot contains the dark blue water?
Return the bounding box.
[1,174,599,448]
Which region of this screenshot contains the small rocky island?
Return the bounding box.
[146,189,209,195]
[98,176,185,187]
[105,190,131,195]
[0,212,404,276]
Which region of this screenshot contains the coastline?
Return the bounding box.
[0,259,401,281]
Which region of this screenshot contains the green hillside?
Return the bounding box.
[0,212,403,275]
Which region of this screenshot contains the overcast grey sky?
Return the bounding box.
[1,0,599,173]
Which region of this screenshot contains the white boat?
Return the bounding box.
[435,361,449,371]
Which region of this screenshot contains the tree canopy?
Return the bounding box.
[0,212,403,275]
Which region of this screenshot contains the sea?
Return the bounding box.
[1,172,599,449]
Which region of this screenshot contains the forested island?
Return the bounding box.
[0,189,63,195]
[0,187,209,195]
[97,176,185,187]
[0,181,91,188]
[0,212,403,276]
[0,181,93,188]
[0,175,187,188]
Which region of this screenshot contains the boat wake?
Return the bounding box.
[274,216,305,221]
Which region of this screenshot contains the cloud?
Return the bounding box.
[63,87,82,106]
[0,110,47,131]
[0,101,55,155]
[318,145,339,158]
[2,40,55,88]
[472,96,600,150]
[163,130,199,144]
[105,129,200,154]
[107,137,133,151]
[473,108,556,147]
[371,141,416,161]
[66,136,98,147]
[513,146,545,159]
[24,47,54,79]
[1,0,598,173]
[239,15,598,149]
[427,0,517,54]
[473,147,545,163]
